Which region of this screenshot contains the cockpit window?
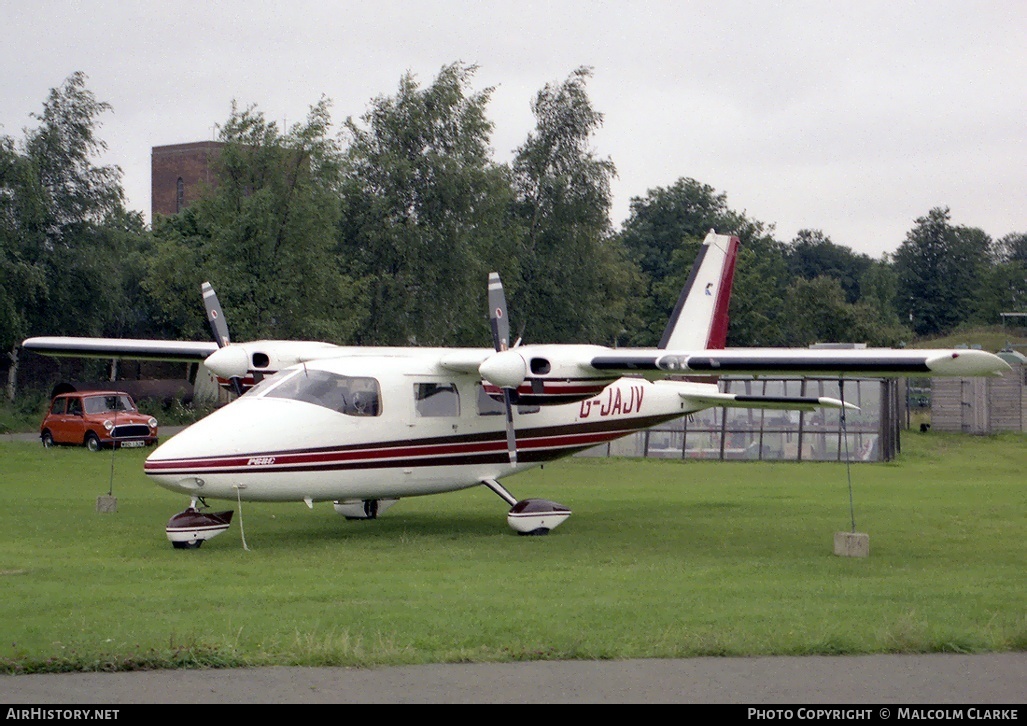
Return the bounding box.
[415,383,460,417]
[241,371,287,398]
[263,369,381,416]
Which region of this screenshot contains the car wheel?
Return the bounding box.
[41,431,54,448]
[85,432,102,452]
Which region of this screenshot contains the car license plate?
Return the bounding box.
[120,441,144,448]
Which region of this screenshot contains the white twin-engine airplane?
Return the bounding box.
[22,231,1011,548]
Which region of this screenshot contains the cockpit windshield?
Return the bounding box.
[260,369,381,416]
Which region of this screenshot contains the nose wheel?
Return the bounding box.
[481,479,571,535]
[166,498,234,549]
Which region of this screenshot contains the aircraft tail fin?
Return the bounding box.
[657,230,740,351]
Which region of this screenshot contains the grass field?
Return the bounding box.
[0,431,1024,674]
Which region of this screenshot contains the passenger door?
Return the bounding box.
[59,396,87,444]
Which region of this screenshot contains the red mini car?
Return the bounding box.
[40,391,159,451]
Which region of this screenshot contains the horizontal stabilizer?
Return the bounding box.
[677,390,858,412]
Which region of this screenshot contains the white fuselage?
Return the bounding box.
[144,355,700,502]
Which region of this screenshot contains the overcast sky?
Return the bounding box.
[2,0,1024,257]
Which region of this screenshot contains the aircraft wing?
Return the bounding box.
[589,347,1012,378]
[21,337,218,363]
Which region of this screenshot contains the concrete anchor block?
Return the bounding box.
[96,495,117,513]
[834,531,869,558]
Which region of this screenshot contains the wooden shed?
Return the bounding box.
[931,350,1027,434]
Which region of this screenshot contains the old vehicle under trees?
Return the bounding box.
[40,391,158,451]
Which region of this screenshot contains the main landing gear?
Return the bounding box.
[333,498,399,520]
[165,497,234,549]
[482,479,572,535]
[164,484,569,548]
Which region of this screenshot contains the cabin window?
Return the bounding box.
[476,384,540,415]
[476,385,504,416]
[264,369,381,416]
[415,382,460,417]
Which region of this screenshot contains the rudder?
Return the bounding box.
[657,230,740,350]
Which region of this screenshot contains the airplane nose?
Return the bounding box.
[144,398,280,491]
[147,399,262,464]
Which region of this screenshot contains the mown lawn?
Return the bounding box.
[0,431,1024,673]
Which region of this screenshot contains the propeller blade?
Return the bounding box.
[201,281,243,395]
[488,272,510,352]
[503,389,518,465]
[202,282,231,348]
[487,272,517,464]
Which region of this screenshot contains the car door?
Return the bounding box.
[60,396,86,444]
[45,397,67,442]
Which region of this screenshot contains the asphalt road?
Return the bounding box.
[1,654,1025,704]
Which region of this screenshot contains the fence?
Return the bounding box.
[579,377,901,462]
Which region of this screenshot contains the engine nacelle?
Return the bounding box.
[206,341,342,392]
[480,345,617,406]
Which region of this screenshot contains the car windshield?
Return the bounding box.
[83,395,136,415]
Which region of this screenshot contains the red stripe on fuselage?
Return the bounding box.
[482,379,614,396]
[143,414,680,476]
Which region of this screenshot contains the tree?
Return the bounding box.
[977,231,1027,327]
[617,178,789,346]
[620,178,747,283]
[510,66,637,344]
[4,73,148,396]
[19,72,145,340]
[0,137,47,398]
[147,99,366,344]
[893,208,991,336]
[857,258,913,344]
[340,63,516,345]
[142,209,211,341]
[785,229,873,304]
[724,233,791,347]
[780,275,908,347]
[997,232,1027,265]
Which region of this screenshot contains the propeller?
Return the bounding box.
[201,282,245,396]
[485,272,520,465]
